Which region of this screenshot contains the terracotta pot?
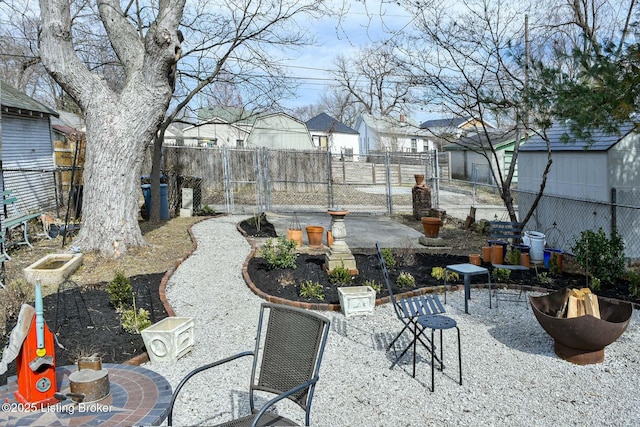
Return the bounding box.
[491,245,503,264]
[414,174,425,186]
[521,252,530,268]
[286,228,303,247]
[326,230,334,248]
[469,254,481,266]
[305,225,324,247]
[481,246,492,262]
[421,217,442,238]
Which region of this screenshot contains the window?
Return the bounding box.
[411,138,417,153]
[312,135,328,149]
[236,139,244,148]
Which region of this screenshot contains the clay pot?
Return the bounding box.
[481,246,492,262]
[469,254,481,266]
[491,245,504,264]
[286,228,303,247]
[521,252,531,268]
[421,217,442,238]
[305,225,324,247]
[414,174,425,186]
[326,230,334,248]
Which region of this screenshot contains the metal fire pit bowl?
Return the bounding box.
[529,288,633,365]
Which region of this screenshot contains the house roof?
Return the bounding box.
[420,116,472,129]
[358,113,425,135]
[1,80,58,117]
[306,113,358,134]
[520,122,636,151]
[444,129,523,151]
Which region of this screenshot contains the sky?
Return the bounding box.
[278,0,435,121]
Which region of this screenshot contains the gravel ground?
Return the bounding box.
[146,216,640,427]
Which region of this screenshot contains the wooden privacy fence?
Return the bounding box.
[142,145,445,215]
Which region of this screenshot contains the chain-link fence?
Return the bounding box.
[517,188,640,260]
[153,146,443,216]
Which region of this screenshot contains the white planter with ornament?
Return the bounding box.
[338,286,376,318]
[141,317,195,364]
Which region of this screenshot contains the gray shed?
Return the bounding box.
[518,123,640,258]
[1,81,58,213]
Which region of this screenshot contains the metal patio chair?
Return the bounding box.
[167,303,330,427]
[376,242,447,377]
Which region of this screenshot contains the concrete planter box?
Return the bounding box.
[141,317,195,364]
[23,253,83,286]
[338,286,376,318]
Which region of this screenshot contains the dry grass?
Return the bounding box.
[2,216,204,294]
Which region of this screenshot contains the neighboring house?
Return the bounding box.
[444,129,524,184]
[305,113,359,160]
[51,111,86,205]
[518,122,640,258]
[356,113,434,156]
[246,113,313,150]
[420,116,493,137]
[0,80,58,212]
[182,107,255,148]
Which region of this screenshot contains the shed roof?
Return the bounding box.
[306,112,358,134]
[444,129,522,151]
[521,122,636,151]
[1,80,58,116]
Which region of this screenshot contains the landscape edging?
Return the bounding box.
[124,215,213,366]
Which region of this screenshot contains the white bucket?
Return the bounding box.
[523,231,546,262]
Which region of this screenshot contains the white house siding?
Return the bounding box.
[311,131,359,160]
[182,122,250,148]
[2,112,56,212]
[247,114,313,150]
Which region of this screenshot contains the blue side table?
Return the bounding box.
[444,263,492,314]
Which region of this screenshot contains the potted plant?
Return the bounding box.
[286,212,303,247]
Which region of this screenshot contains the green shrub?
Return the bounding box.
[626,270,640,297]
[571,228,626,286]
[396,271,416,288]
[299,280,324,300]
[120,307,152,334]
[107,271,133,308]
[363,279,382,293]
[260,236,298,269]
[492,268,511,283]
[329,262,353,285]
[196,205,216,216]
[431,267,459,282]
[381,248,396,271]
[589,277,601,292]
[506,249,521,265]
[537,272,552,285]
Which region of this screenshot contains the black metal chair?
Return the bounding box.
[167,303,330,427]
[375,242,447,377]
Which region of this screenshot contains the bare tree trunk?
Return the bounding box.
[38,0,184,256]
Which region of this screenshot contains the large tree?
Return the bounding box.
[34,0,329,254]
[527,0,639,136]
[395,0,555,225]
[38,0,185,257]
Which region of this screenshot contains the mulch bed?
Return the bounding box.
[1,273,168,386]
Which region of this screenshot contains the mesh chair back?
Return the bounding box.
[253,304,329,411]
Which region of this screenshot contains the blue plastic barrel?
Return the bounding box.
[141,184,169,220]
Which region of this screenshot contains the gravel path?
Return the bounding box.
[146,216,640,426]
